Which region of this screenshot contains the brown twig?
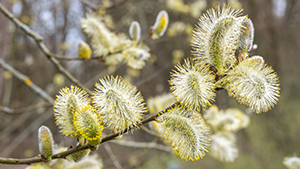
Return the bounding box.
[0,110,34,141]
[81,0,132,11]
[54,55,105,62]
[135,62,172,87]
[103,144,123,169]
[104,0,132,10]
[111,140,172,153]
[0,102,178,165]
[0,156,41,165]
[0,108,54,157]
[0,102,52,114]
[0,3,92,95]
[0,58,54,103]
[0,1,176,165]
[80,0,99,10]
[140,126,161,138]
[100,102,177,144]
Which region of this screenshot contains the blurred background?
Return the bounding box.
[0,0,299,168]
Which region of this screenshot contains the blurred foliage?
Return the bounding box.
[0,0,300,168]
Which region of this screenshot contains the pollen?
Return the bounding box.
[92,75,146,133]
[53,86,90,137]
[169,58,215,111]
[191,4,252,75]
[221,56,280,113]
[157,105,211,161]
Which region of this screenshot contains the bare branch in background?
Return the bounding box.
[81,0,132,11]
[140,126,162,138]
[111,140,173,153]
[103,144,123,169]
[0,102,52,114]
[54,55,105,62]
[0,108,54,157]
[0,58,54,103]
[0,102,178,165]
[0,3,92,95]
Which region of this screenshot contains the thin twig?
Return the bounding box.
[0,102,52,114]
[81,0,132,11]
[0,156,42,165]
[0,102,178,165]
[100,102,177,144]
[140,126,161,138]
[54,55,105,62]
[0,4,42,41]
[0,110,33,141]
[0,108,54,157]
[80,0,99,10]
[104,0,132,10]
[0,3,92,95]
[135,62,172,87]
[111,140,172,153]
[103,144,123,169]
[0,58,54,103]
[84,65,120,88]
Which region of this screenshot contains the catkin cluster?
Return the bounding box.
[50,4,280,163]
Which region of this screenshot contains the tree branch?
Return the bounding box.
[0,102,52,114]
[0,58,54,103]
[0,108,54,157]
[103,144,123,169]
[54,55,104,62]
[111,140,172,153]
[0,102,178,165]
[0,3,92,95]
[140,126,161,138]
[0,156,42,165]
[81,0,132,11]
